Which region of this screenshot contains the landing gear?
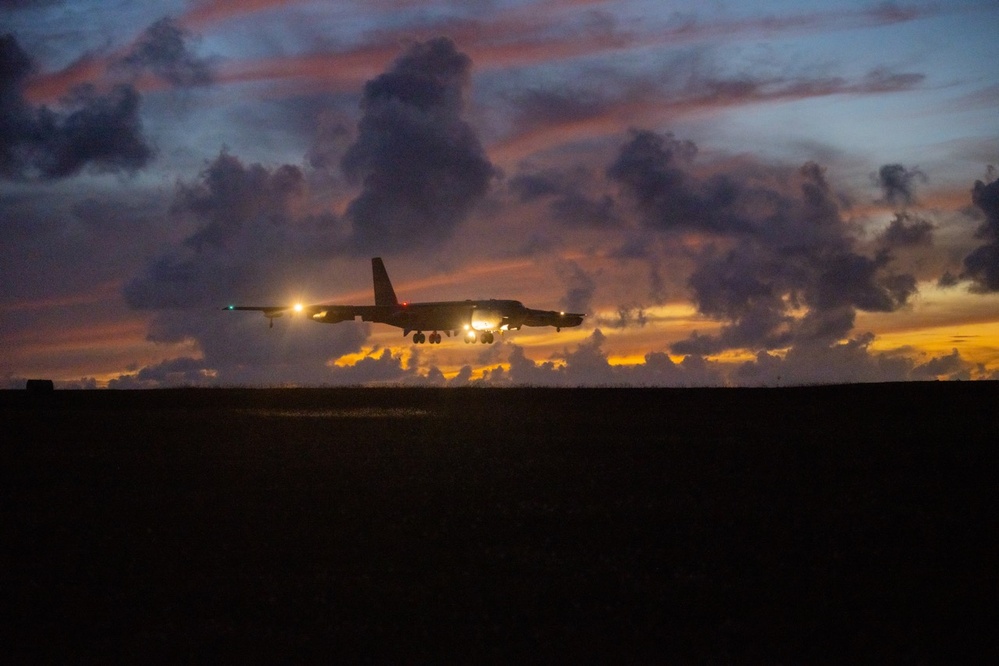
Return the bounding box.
[413,330,496,344]
[412,331,443,344]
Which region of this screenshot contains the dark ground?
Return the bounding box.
[2,383,997,663]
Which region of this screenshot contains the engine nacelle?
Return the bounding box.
[470,308,504,331]
[314,310,352,324]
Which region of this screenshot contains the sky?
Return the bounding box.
[2,0,998,388]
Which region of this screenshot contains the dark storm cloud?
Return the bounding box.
[324,348,416,386]
[874,163,926,206]
[0,0,59,8]
[122,148,361,384]
[607,129,918,355]
[878,212,934,248]
[960,175,999,292]
[509,87,609,129]
[306,110,351,173]
[177,151,306,251]
[557,260,597,314]
[937,270,960,288]
[509,166,617,227]
[107,356,214,389]
[607,129,746,234]
[733,334,970,386]
[114,17,214,88]
[125,150,340,310]
[501,331,724,387]
[596,305,648,330]
[813,252,916,312]
[341,37,495,253]
[1,34,153,180]
[142,311,369,386]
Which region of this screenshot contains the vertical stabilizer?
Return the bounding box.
[372,257,399,306]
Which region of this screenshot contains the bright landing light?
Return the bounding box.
[293,303,303,312]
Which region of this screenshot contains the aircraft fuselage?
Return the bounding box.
[227,258,585,343]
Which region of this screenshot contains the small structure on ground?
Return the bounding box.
[26,379,55,393]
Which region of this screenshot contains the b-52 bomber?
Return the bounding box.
[226,257,585,344]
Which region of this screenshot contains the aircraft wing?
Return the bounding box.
[522,308,585,329]
[224,303,371,326]
[225,304,319,317]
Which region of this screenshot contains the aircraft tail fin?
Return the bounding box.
[372,257,399,306]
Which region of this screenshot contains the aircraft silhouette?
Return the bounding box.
[226,257,585,344]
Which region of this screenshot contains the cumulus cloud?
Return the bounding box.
[874,163,926,206]
[1,34,153,180]
[107,356,216,389]
[557,260,598,313]
[509,86,610,131]
[177,151,307,252]
[501,330,724,387]
[125,150,341,310]
[114,17,214,88]
[121,34,513,386]
[960,175,999,292]
[122,150,360,385]
[733,335,971,386]
[0,1,58,10]
[144,311,369,386]
[596,305,648,329]
[607,130,728,232]
[341,37,495,252]
[607,129,919,356]
[509,166,617,227]
[878,211,934,248]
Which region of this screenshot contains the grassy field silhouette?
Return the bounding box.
[3,383,996,662]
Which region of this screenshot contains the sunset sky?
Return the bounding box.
[2,0,998,387]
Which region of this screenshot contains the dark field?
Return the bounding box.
[3,383,997,663]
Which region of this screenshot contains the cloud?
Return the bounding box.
[607,130,919,355]
[491,54,925,162]
[878,212,934,248]
[1,34,154,180]
[325,348,417,386]
[177,151,307,252]
[960,175,999,292]
[733,335,972,386]
[114,17,215,88]
[501,330,724,387]
[121,149,363,384]
[557,260,598,314]
[509,165,618,227]
[607,129,742,234]
[596,305,648,330]
[341,37,495,253]
[107,356,216,389]
[874,163,926,206]
[144,311,370,386]
[0,0,59,9]
[125,150,342,310]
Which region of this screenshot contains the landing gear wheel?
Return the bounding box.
[413,332,426,344]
